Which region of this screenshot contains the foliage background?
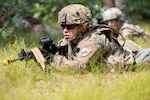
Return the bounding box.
[1,0,150,24]
[0,0,150,43]
[0,0,150,100]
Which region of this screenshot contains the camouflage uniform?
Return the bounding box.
[52,25,117,69]
[50,4,126,69]
[117,22,147,40]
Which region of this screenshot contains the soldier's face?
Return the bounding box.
[61,24,79,39]
[107,19,121,31]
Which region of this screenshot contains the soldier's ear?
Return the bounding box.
[80,24,88,33]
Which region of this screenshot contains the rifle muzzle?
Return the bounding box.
[3,58,20,66]
[3,59,11,66]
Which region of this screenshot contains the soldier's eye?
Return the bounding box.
[61,24,79,30]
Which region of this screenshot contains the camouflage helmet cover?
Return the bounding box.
[58,4,92,25]
[102,7,123,21]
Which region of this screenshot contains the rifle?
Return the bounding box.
[96,16,107,25]
[3,36,68,68]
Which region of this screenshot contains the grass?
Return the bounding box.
[0,20,150,100]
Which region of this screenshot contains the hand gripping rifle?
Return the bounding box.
[3,36,68,70]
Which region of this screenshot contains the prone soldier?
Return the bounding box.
[102,7,150,65]
[52,4,113,69]
[102,7,148,40]
[4,4,138,71]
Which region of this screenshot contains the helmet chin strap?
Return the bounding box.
[65,26,83,42]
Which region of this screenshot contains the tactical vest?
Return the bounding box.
[57,24,127,68]
[92,25,129,68]
[93,24,124,52]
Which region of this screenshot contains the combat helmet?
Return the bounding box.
[102,7,124,21]
[58,4,92,27]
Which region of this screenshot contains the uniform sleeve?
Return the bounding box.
[51,33,111,69]
[51,55,86,69]
[118,23,146,40]
[75,33,111,64]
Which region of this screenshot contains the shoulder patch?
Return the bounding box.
[81,47,92,57]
